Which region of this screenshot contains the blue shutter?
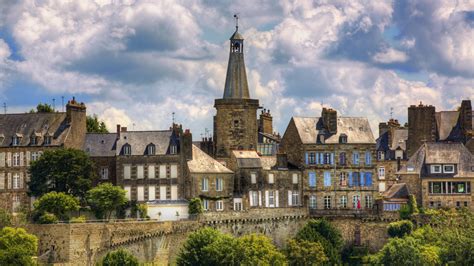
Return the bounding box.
[305,152,309,164]
[331,153,334,165]
[309,172,316,187]
[366,172,373,186]
[324,172,331,187]
[315,153,319,165]
[360,172,365,186]
[365,151,371,166]
[348,172,353,187]
[319,153,324,165]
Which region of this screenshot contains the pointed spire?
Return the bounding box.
[223,15,250,99]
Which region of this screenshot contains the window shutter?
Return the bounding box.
[288,191,292,206]
[0,173,4,190]
[19,173,24,189]
[319,153,324,165]
[6,152,11,167]
[305,153,309,164]
[265,191,269,207]
[348,172,353,187]
[19,152,24,166]
[26,151,30,166]
[315,153,319,165]
[7,173,11,189]
[360,172,365,186]
[258,191,262,206]
[0,153,4,167]
[330,153,334,165]
[366,173,373,186]
[249,191,253,207]
[275,190,279,207]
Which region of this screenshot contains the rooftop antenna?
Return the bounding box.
[234,13,239,31]
[52,98,56,111]
[61,96,64,112]
[3,103,6,114]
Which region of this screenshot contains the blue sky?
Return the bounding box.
[0,0,473,138]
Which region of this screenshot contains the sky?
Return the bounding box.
[0,0,473,139]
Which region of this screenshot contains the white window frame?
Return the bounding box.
[123,145,131,155]
[137,165,144,179]
[124,186,131,200]
[148,186,156,201]
[159,186,167,200]
[443,165,455,174]
[171,185,178,200]
[291,190,299,206]
[378,167,385,180]
[292,173,298,184]
[148,165,155,179]
[215,200,224,211]
[379,182,386,192]
[159,165,167,178]
[309,195,317,209]
[170,164,178,178]
[353,195,361,209]
[233,198,242,211]
[201,177,209,192]
[324,196,331,209]
[268,190,275,207]
[251,172,257,184]
[365,195,373,208]
[268,173,274,184]
[31,152,40,162]
[137,186,144,201]
[170,144,177,155]
[12,173,20,189]
[250,191,258,207]
[215,177,223,192]
[147,145,155,155]
[340,195,347,208]
[13,153,20,167]
[202,199,209,211]
[431,165,442,174]
[124,165,131,179]
[100,167,109,180]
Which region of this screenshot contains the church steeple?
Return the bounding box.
[223,14,250,99]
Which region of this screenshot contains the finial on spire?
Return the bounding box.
[234,13,239,30]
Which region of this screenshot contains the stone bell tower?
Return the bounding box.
[214,15,259,159]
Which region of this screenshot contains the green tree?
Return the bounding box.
[375,236,440,265]
[0,227,38,266]
[238,234,286,265]
[101,248,139,266]
[28,148,97,199]
[286,238,327,266]
[0,208,12,229]
[33,192,80,222]
[295,219,343,265]
[86,114,108,133]
[387,220,414,238]
[188,198,203,216]
[86,183,128,220]
[176,227,223,265]
[29,103,54,113]
[203,233,242,265]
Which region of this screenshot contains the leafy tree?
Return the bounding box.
[29,103,54,113]
[295,219,343,265]
[176,227,223,265]
[86,114,108,133]
[33,192,80,222]
[0,208,12,229]
[203,233,242,265]
[137,204,148,219]
[387,220,414,238]
[286,238,327,266]
[238,234,286,265]
[101,248,139,266]
[0,227,38,266]
[28,148,97,199]
[86,183,128,220]
[188,198,203,216]
[408,195,419,214]
[375,236,440,265]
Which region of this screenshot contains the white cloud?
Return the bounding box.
[373,48,409,64]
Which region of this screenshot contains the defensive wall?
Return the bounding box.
[26,208,394,265]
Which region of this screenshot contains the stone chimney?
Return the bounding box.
[116,124,121,139]
[258,109,273,135]
[64,97,87,149]
[379,122,389,138]
[322,108,337,134]
[407,102,436,157]
[181,129,193,160]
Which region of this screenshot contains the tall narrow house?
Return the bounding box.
[214,20,259,160]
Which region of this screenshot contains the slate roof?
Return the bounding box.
[399,142,474,177]
[292,117,375,144]
[391,129,408,150]
[383,183,409,199]
[187,145,233,174]
[0,112,70,147]
[435,111,459,141]
[83,133,117,157]
[115,130,173,156]
[232,150,262,168]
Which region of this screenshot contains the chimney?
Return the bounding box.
[116,124,121,139]
[379,122,388,138]
[322,108,337,134]
[121,127,127,132]
[259,109,273,135]
[182,129,193,160]
[64,97,87,149]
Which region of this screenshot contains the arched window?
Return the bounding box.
[123,144,131,156]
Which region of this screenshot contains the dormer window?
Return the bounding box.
[0,134,4,144]
[170,144,177,155]
[339,134,347,144]
[431,165,442,174]
[44,136,52,145]
[12,134,22,146]
[318,134,325,144]
[147,144,156,155]
[30,136,37,145]
[123,144,131,156]
[443,165,455,174]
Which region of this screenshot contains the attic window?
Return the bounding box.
[12,136,21,146]
[318,134,325,144]
[0,134,4,144]
[339,134,347,144]
[123,144,131,155]
[170,144,177,155]
[30,136,38,145]
[147,144,156,155]
[44,136,52,145]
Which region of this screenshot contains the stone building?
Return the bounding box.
[280,108,378,213]
[376,119,408,192]
[0,98,87,211]
[398,142,474,210]
[257,109,281,156]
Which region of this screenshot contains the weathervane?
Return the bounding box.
[234,13,239,30]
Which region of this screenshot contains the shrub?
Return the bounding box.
[388,220,414,238]
[38,212,59,224]
[137,204,147,219]
[188,198,203,216]
[70,215,86,223]
[101,249,138,266]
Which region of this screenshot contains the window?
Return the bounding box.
[324,196,331,209]
[324,153,330,164]
[378,167,385,180]
[251,173,257,184]
[124,165,131,179]
[147,144,155,155]
[30,136,37,145]
[307,152,316,164]
[339,152,346,165]
[170,144,177,155]
[429,181,471,194]
[124,186,131,200]
[100,167,108,179]
[31,152,41,162]
[291,191,299,206]
[365,151,371,166]
[377,151,385,161]
[292,173,298,184]
[12,153,20,166]
[159,165,166,178]
[365,195,373,208]
[171,185,178,200]
[44,136,52,145]
[201,177,209,192]
[352,152,359,165]
[123,144,131,155]
[352,172,360,187]
[431,165,442,174]
[0,173,4,190]
[308,172,316,188]
[12,136,20,146]
[324,171,331,187]
[339,134,347,143]
[268,174,274,184]
[137,165,144,179]
[215,177,223,191]
[12,173,20,189]
[234,198,242,211]
[202,199,209,211]
[137,186,144,201]
[148,186,156,200]
[339,172,347,186]
[268,191,275,207]
[148,165,155,179]
[379,182,386,192]
[250,191,258,207]
[160,186,167,200]
[353,195,361,209]
[216,200,224,211]
[309,195,317,209]
[170,164,178,178]
[340,195,347,208]
[443,165,455,173]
